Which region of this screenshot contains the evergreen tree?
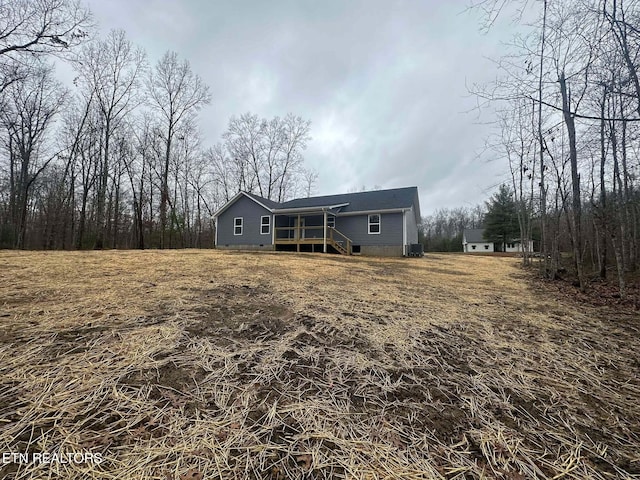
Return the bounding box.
[484,185,519,252]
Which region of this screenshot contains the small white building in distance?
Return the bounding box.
[503,239,534,253]
[463,228,494,253]
[463,228,534,253]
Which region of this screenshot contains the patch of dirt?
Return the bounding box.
[186,285,294,342]
[123,362,206,392]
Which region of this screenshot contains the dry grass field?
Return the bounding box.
[0,250,638,480]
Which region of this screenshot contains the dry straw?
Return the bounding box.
[0,250,638,479]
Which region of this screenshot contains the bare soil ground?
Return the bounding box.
[0,250,638,480]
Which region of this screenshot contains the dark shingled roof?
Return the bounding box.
[215,187,421,219]
[464,228,486,243]
[243,192,281,209]
[278,187,420,215]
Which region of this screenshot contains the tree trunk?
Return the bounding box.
[599,92,607,279]
[538,0,549,276]
[160,125,173,249]
[94,118,110,249]
[559,71,585,291]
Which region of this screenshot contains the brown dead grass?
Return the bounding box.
[0,249,638,479]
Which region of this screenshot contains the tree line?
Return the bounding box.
[420,205,486,252]
[472,0,640,298]
[0,0,315,250]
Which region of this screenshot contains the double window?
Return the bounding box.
[327,216,336,229]
[234,217,243,235]
[368,214,381,234]
[261,216,270,235]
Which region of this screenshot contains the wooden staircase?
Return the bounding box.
[327,227,352,255]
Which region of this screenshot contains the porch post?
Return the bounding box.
[271,214,275,247]
[323,210,327,253]
[297,214,301,252]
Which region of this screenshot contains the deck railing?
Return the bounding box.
[274,225,324,240]
[328,227,352,254]
[273,226,352,254]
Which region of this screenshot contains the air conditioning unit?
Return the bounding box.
[408,243,424,257]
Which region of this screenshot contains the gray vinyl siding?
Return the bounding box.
[405,207,419,244]
[217,196,272,246]
[336,212,403,246]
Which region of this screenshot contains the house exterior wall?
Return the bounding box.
[217,195,273,247]
[337,212,403,250]
[273,212,403,252]
[217,244,274,251]
[504,240,534,253]
[464,242,494,252]
[360,245,404,256]
[405,207,419,244]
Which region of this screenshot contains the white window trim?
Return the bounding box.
[327,216,336,228]
[260,215,270,235]
[234,217,243,236]
[368,213,381,235]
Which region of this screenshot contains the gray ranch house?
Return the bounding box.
[214,186,421,256]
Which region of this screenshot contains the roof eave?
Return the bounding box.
[213,191,274,218]
[273,203,349,214]
[337,207,411,216]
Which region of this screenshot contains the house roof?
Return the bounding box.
[212,191,276,218]
[464,228,486,243]
[278,187,420,216]
[243,191,281,210]
[214,186,421,219]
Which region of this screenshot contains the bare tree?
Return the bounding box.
[0,0,91,93]
[0,62,67,247]
[471,0,640,296]
[496,99,537,265]
[301,167,319,198]
[146,50,211,249]
[222,112,311,202]
[276,114,311,202]
[75,29,146,248]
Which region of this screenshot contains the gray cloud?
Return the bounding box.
[81,0,518,214]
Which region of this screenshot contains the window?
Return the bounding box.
[471,245,477,250]
[327,216,335,228]
[234,217,243,235]
[484,245,489,250]
[261,216,270,235]
[368,214,381,234]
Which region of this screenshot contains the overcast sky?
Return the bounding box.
[78,0,521,215]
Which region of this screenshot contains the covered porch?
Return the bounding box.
[272,209,352,255]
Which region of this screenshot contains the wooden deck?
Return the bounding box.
[274,226,351,254]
